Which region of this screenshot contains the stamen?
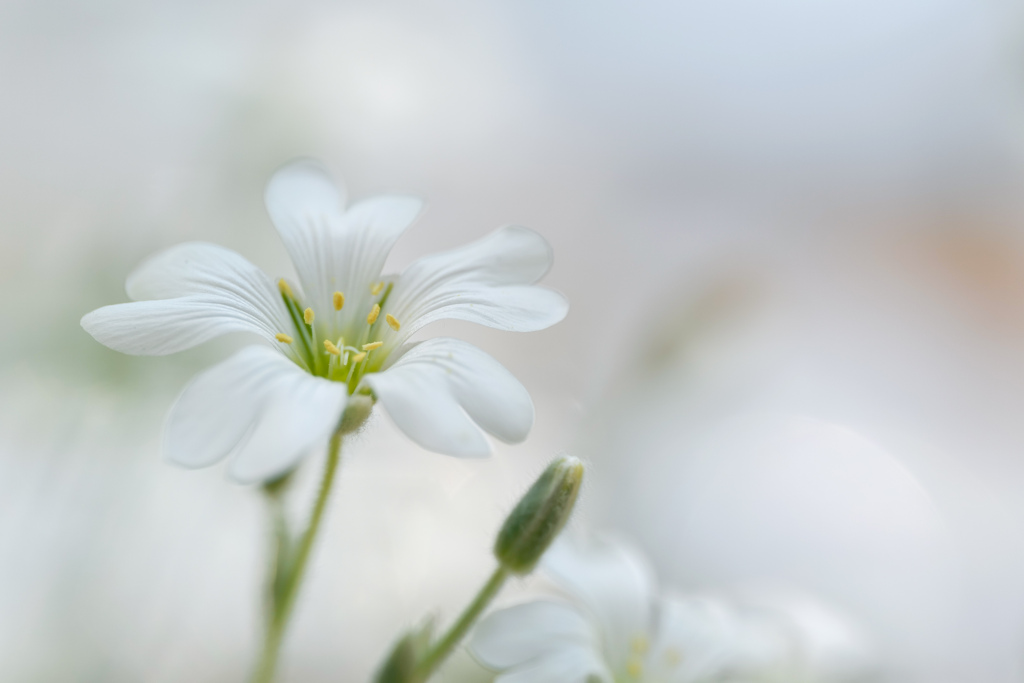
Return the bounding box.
[304,307,315,325]
[385,313,401,331]
[324,339,341,356]
[275,333,293,344]
[664,648,682,667]
[278,279,294,298]
[367,303,380,325]
[631,636,649,655]
[351,351,367,363]
[370,281,384,295]
[626,658,643,679]
[333,291,345,311]
[362,341,383,351]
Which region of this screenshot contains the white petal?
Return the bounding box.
[227,373,348,485]
[164,347,272,469]
[495,648,611,683]
[542,537,655,673]
[471,601,595,670]
[264,160,344,316]
[264,159,422,330]
[650,596,780,682]
[361,338,533,458]
[81,242,293,356]
[264,158,347,235]
[384,226,568,343]
[337,195,425,316]
[164,346,347,483]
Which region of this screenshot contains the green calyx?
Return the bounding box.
[373,619,435,683]
[338,394,374,435]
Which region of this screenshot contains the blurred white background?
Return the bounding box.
[4,0,1024,681]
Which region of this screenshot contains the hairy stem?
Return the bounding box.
[415,565,509,680]
[252,430,344,683]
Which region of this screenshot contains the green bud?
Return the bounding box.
[339,394,374,434]
[373,619,434,683]
[494,455,584,575]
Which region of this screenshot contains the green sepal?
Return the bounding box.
[373,618,435,683]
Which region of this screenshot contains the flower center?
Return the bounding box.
[613,634,683,683]
[624,635,648,681]
[273,278,401,393]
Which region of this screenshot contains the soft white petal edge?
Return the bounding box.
[386,226,569,342]
[542,537,656,673]
[81,242,293,355]
[164,346,347,483]
[264,160,346,302]
[644,596,747,682]
[494,647,611,683]
[264,159,423,328]
[471,601,596,670]
[361,338,534,458]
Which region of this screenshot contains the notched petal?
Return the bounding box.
[471,601,595,669]
[361,338,533,457]
[386,225,568,340]
[164,346,347,483]
[82,242,293,355]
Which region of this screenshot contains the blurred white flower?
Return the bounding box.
[81,160,567,483]
[471,536,874,683]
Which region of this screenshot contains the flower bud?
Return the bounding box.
[494,455,584,575]
[373,619,434,683]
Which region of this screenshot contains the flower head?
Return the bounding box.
[81,160,568,482]
[471,536,867,683]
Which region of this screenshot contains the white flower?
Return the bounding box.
[81,160,568,483]
[471,537,867,683]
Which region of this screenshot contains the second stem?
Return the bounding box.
[415,565,509,680]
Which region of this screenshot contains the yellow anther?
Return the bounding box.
[385,313,401,331]
[626,658,643,679]
[304,307,315,325]
[631,635,649,655]
[323,339,341,356]
[367,303,380,325]
[275,333,293,344]
[664,648,682,667]
[333,291,345,311]
[362,341,383,351]
[277,279,294,298]
[351,352,367,363]
[370,281,384,295]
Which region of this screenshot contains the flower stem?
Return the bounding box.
[415,565,509,680]
[252,430,344,683]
